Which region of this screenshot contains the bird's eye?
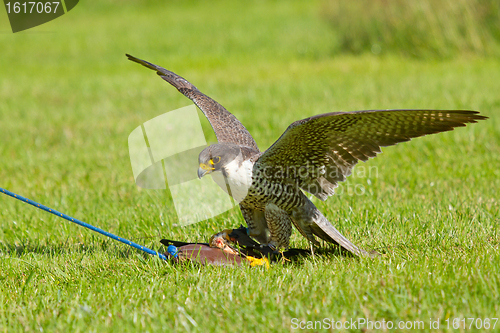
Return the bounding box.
[212,156,221,164]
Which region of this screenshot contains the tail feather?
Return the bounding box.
[311,209,372,257]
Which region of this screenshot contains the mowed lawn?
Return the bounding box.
[0,1,499,332]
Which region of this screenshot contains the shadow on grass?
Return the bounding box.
[0,237,388,267]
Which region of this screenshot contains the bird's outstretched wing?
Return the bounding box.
[126,54,259,151]
[257,109,487,200]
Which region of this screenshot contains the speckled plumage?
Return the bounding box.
[128,54,487,256]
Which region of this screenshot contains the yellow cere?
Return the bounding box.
[200,163,215,171]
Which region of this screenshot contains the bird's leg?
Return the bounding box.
[240,207,270,244]
[264,203,292,251]
[279,250,291,263]
[310,242,315,257]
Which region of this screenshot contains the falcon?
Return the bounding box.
[127,54,486,257]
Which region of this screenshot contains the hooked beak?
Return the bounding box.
[198,164,214,179]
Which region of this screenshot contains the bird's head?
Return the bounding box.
[197,143,242,179]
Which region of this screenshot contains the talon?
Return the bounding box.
[260,243,277,251]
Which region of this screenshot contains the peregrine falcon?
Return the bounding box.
[127,54,486,257]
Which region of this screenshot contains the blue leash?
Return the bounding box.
[0,187,167,261]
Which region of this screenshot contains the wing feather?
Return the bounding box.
[257,109,487,200]
[126,54,259,151]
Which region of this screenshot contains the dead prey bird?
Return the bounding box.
[127,54,486,257]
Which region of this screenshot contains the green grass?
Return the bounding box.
[323,0,500,58]
[0,0,499,332]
